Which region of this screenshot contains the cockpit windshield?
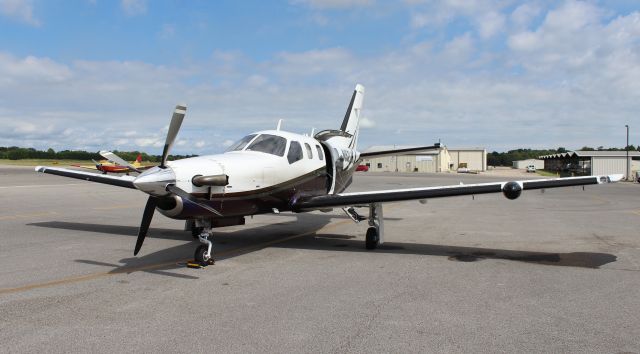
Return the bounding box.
[245,134,287,156]
[225,134,257,152]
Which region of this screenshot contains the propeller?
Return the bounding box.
[160,105,186,168]
[133,104,186,255]
[100,150,141,173]
[134,196,157,255]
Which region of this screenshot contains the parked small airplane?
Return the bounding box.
[72,152,153,174]
[36,84,623,265]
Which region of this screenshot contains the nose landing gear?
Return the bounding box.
[193,219,215,266]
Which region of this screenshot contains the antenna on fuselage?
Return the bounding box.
[276,119,283,131]
[310,127,315,136]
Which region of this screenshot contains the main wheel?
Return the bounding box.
[194,245,210,266]
[365,227,379,250]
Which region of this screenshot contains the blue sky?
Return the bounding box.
[0,0,638,154]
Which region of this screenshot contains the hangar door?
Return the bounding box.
[591,157,626,176]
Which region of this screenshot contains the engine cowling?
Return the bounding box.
[502,181,522,200]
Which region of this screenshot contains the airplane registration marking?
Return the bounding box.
[0,218,351,295]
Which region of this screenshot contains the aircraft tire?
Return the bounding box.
[365,227,379,250]
[194,245,210,266]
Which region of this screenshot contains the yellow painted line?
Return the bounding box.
[0,211,58,221]
[0,218,351,295]
[631,210,640,216]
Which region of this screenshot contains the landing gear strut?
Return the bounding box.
[193,219,214,266]
[365,203,384,250]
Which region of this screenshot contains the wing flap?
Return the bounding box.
[293,175,621,211]
[35,166,136,189]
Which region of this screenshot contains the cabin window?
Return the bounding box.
[316,145,324,160]
[225,134,257,152]
[377,163,382,168]
[304,143,313,159]
[245,134,287,156]
[287,141,303,164]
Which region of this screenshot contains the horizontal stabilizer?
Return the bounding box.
[360,144,441,159]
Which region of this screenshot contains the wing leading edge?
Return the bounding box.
[292,175,623,211]
[35,166,136,189]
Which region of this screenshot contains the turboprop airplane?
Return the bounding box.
[36,84,623,265]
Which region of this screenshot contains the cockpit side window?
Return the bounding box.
[245,134,287,156]
[315,145,324,160]
[287,141,303,164]
[225,134,257,152]
[304,143,313,159]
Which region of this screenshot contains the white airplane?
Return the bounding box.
[36,84,623,265]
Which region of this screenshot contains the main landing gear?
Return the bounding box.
[366,203,384,250]
[343,203,385,249]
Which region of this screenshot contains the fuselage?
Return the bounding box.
[135,129,360,219]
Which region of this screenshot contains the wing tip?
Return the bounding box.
[606,174,624,183]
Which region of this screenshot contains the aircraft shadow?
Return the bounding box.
[278,235,617,269]
[27,214,617,279]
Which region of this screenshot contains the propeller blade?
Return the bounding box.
[134,196,157,255]
[166,184,222,217]
[100,150,142,173]
[160,105,187,168]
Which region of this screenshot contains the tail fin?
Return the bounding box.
[339,84,365,149]
[136,154,142,163]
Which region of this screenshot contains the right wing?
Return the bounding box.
[35,166,136,189]
[292,175,623,211]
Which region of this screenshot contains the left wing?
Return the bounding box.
[35,166,136,189]
[292,175,623,211]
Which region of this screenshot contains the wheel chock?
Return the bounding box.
[186,259,215,269]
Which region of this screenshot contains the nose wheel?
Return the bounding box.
[194,220,215,266]
[195,244,213,266]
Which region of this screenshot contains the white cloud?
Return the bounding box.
[195,140,206,148]
[510,3,541,30]
[477,11,505,39]
[121,0,146,16]
[0,0,40,26]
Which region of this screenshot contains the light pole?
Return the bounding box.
[625,125,629,180]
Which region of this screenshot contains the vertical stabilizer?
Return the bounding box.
[339,84,365,149]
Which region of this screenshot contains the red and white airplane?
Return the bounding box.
[72,153,153,174]
[36,84,623,265]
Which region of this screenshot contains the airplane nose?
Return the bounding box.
[133,166,176,196]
